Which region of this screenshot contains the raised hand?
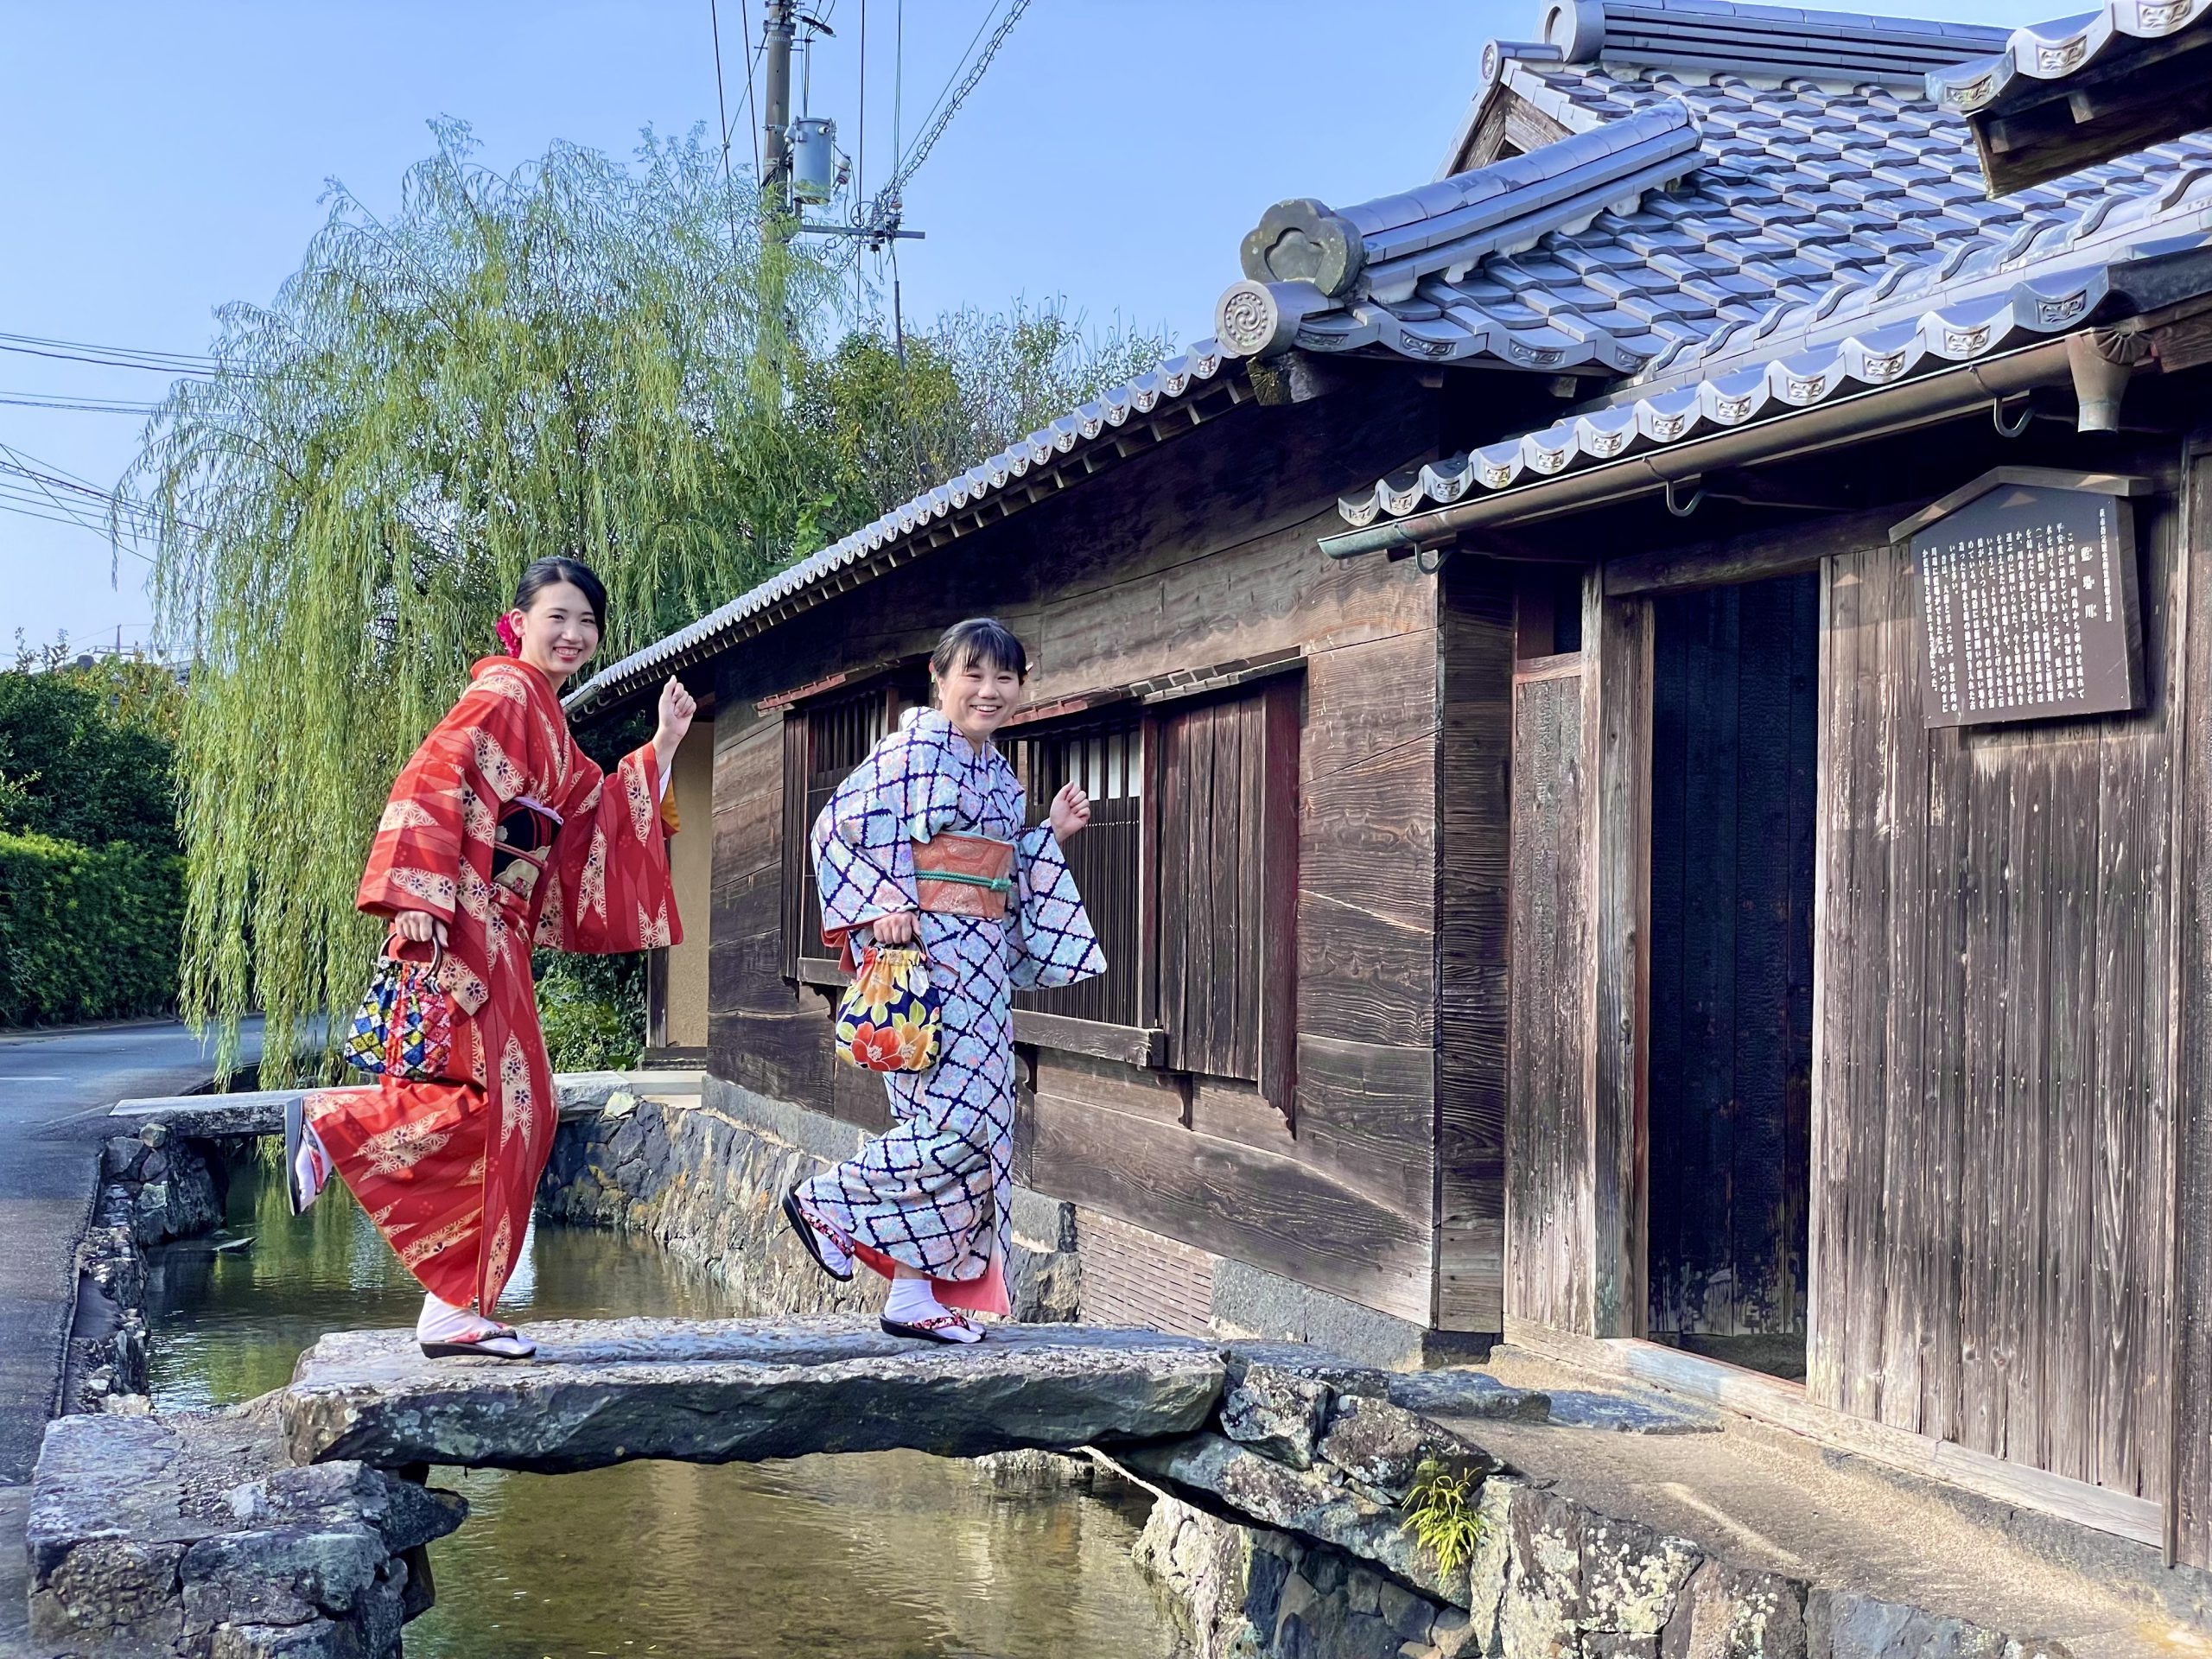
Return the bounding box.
[1049,781,1092,844]
[652,676,697,775]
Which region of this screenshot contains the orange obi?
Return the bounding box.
[912,832,1015,921]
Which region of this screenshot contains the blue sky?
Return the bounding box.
[0,0,2029,654]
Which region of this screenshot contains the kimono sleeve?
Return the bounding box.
[1005,825,1106,991]
[538,744,681,953]
[357,676,535,926]
[811,723,955,957]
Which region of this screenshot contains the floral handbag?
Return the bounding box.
[834,945,941,1073]
[341,937,459,1082]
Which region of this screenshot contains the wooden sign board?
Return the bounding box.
[1905,479,2144,728]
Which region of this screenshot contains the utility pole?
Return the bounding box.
[761,0,796,221]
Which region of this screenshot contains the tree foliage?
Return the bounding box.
[137,122,1166,1081]
[0,644,187,1026]
[0,642,182,852]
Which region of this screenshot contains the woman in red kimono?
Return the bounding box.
[285,556,695,1358]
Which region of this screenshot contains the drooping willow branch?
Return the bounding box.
[132,119,1166,1084]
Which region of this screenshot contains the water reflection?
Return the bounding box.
[146,1154,1185,1659]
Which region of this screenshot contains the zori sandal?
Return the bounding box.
[880,1313,984,1345]
[420,1324,537,1360]
[782,1188,855,1281]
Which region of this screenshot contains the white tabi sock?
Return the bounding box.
[417,1291,493,1343]
[292,1120,332,1210]
[883,1275,982,1341]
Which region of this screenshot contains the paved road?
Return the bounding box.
[0,1019,262,1484]
[0,1019,261,1654]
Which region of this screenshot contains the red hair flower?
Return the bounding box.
[495,613,524,657]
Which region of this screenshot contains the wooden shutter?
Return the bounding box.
[1009,719,1146,1029]
[1155,677,1300,1115]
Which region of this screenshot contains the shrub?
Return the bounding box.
[0,830,184,1026]
[534,950,645,1072]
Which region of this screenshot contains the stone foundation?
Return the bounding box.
[26,1407,464,1659]
[67,1124,229,1414]
[1119,1353,2080,1659]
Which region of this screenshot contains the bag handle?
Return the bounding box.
[381,932,445,976]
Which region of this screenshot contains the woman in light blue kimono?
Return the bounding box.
[785,619,1103,1343]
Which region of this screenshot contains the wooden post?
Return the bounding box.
[1585,580,1655,1338]
[2170,439,2212,1569]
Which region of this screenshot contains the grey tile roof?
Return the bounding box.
[1927,0,2212,120]
[565,342,1232,717]
[1300,1,2212,524]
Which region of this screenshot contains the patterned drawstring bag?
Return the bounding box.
[341,937,459,1082]
[834,945,941,1072]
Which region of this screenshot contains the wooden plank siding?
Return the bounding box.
[1436,558,1515,1329]
[1589,587,1656,1338]
[701,384,1466,1327]
[1808,474,2187,1507]
[2172,444,2212,1570]
[1506,651,1596,1332]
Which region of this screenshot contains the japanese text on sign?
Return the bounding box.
[1912,483,2142,728]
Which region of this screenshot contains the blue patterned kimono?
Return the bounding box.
[798,709,1104,1313]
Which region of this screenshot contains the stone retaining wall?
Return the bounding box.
[538,1081,1084,1323]
[67,1123,229,1414]
[538,1074,1452,1368]
[1118,1352,2079,1659]
[27,1408,463,1659]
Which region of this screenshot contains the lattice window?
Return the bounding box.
[781,679,919,975]
[1007,717,1146,1028]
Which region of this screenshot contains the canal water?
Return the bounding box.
[145,1153,1187,1659]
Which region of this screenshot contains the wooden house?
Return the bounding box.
[569,0,2212,1568]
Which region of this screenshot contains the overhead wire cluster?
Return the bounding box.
[0,328,206,583]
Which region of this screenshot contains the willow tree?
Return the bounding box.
[137,121,1167,1083]
[137,122,836,1080]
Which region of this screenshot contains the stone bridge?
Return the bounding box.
[27,1312,2082,1659]
[279,1317,1223,1471]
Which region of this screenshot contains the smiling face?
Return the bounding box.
[935,650,1024,747]
[508,580,601,687]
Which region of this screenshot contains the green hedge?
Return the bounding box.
[0,830,183,1027]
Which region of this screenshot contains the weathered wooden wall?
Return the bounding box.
[2172,445,2212,1570]
[1437,560,1515,1328]
[1646,575,1818,1338]
[705,383,1477,1326]
[1505,652,1593,1332]
[1808,476,2183,1505]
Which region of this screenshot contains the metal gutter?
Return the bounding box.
[1317,336,2079,562]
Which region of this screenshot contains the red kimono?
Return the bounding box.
[308,656,679,1313]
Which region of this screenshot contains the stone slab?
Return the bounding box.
[111,1071,706,1140]
[1385,1370,1554,1425]
[281,1316,1225,1474]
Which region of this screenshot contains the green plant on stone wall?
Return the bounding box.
[1402,1458,1486,1579]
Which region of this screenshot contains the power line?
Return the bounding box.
[823,0,1027,273]
[889,0,1027,192]
[709,0,747,251]
[0,392,164,414]
[0,497,157,562]
[741,0,763,181]
[0,340,216,378]
[0,329,216,371]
